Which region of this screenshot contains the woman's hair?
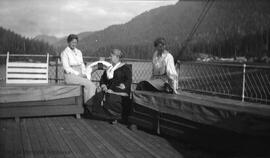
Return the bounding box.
[154,37,166,47]
[111,49,124,59]
[67,34,79,43]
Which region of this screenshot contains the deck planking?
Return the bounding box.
[53,117,90,158]
[88,120,151,158]
[115,123,178,158]
[20,119,34,158]
[0,116,185,158]
[45,117,76,158]
[68,118,116,158]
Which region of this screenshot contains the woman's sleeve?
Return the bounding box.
[79,51,87,75]
[151,52,156,79]
[123,65,132,92]
[165,53,178,89]
[61,51,79,75]
[100,70,108,86]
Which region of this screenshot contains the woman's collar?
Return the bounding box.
[113,62,125,70]
[68,46,77,52]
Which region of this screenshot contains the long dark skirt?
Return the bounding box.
[90,91,131,122]
[103,93,122,120]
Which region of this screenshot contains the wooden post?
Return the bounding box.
[266,29,269,51]
[241,64,246,102]
[15,117,20,123]
[55,55,59,83]
[76,114,81,119]
[6,52,9,82]
[46,53,49,83]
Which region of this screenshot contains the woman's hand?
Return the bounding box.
[101,84,108,92]
[173,89,180,95]
[117,83,125,90]
[106,89,113,94]
[77,73,87,78]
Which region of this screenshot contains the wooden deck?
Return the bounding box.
[1,116,270,158]
[0,116,189,158]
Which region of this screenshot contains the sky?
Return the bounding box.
[0,0,178,38]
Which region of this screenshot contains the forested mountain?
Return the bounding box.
[0,27,55,55]
[34,35,59,45]
[1,0,270,60]
[53,31,94,52]
[53,0,270,60]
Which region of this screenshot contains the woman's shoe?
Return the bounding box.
[111,120,118,125]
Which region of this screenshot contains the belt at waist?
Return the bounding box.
[64,65,82,74]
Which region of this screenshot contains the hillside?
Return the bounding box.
[34,35,59,45]
[0,27,55,55]
[53,31,94,51]
[53,0,270,59]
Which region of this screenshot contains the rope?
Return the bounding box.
[176,0,215,61]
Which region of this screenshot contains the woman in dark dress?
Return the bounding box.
[91,49,132,124]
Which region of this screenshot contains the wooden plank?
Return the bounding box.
[20,119,35,158]
[78,119,117,157]
[89,120,150,158]
[25,118,45,158]
[34,118,57,158]
[0,120,5,157]
[0,120,24,158]
[64,117,107,158]
[69,117,115,158]
[1,120,13,158]
[61,117,97,158]
[101,120,156,158]
[128,124,182,158]
[6,80,48,84]
[38,118,67,158]
[0,105,83,118]
[115,122,181,158]
[45,117,76,158]
[7,62,48,68]
[79,119,125,158]
[126,110,186,157]
[27,118,48,157]
[7,74,47,79]
[7,68,48,73]
[0,97,77,108]
[85,120,128,158]
[12,121,25,158]
[53,117,88,158]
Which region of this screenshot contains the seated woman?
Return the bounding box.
[136,37,179,94]
[61,34,96,104]
[91,49,132,124]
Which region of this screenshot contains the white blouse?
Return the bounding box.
[152,50,178,89]
[61,47,86,75]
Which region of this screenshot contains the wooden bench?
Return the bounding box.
[6,52,49,84]
[1,53,84,121]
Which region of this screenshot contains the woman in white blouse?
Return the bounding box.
[136,37,179,94]
[61,34,96,103]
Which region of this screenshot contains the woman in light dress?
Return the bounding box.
[61,34,96,104]
[136,37,179,94]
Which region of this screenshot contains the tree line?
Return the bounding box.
[0,27,55,55]
[1,25,269,63]
[89,27,270,62]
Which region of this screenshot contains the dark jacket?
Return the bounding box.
[100,64,132,95]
